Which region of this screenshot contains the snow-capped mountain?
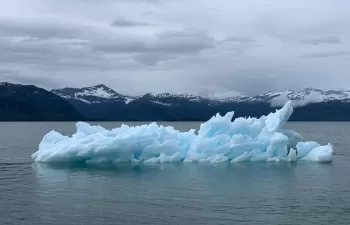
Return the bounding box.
[139,92,210,107]
[220,88,350,104]
[261,88,350,101]
[52,85,350,106]
[52,84,136,104]
[149,93,207,102]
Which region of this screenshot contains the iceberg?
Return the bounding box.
[31,101,333,164]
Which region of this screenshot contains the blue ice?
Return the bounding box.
[31,101,333,164]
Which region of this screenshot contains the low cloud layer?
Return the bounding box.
[0,0,350,96]
[300,36,342,45]
[271,92,323,108]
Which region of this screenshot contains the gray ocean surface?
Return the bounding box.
[0,122,350,225]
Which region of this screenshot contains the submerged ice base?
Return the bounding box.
[31,101,333,164]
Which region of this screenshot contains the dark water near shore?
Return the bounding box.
[0,122,350,225]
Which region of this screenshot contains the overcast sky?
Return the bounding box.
[1,0,350,97]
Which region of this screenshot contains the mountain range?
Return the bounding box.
[2,82,350,121]
[52,85,350,105]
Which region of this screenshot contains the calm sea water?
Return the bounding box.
[1,122,350,225]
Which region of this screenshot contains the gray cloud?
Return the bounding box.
[300,36,342,45]
[92,40,213,55]
[271,91,323,108]
[111,18,152,27]
[92,29,215,65]
[0,69,18,76]
[0,19,89,40]
[0,69,62,88]
[221,36,256,43]
[302,51,350,58]
[134,53,176,65]
[0,0,350,96]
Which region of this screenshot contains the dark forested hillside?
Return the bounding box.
[63,97,350,122]
[0,83,82,121]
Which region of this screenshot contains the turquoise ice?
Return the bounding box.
[31,101,333,163]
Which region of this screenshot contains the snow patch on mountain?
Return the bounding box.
[151,93,205,102]
[75,86,115,99]
[52,85,136,104]
[124,97,135,104]
[152,101,173,106]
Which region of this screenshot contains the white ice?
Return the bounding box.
[31,101,333,164]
